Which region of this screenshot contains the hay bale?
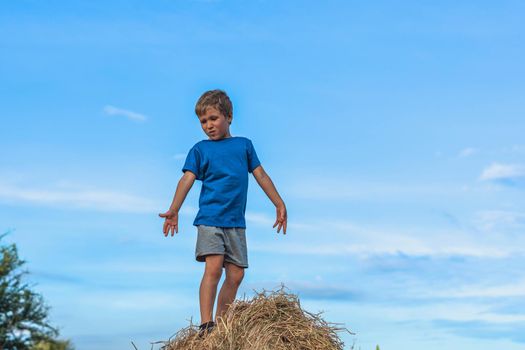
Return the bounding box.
[160,286,353,350]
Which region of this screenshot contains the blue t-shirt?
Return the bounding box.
[182,136,261,228]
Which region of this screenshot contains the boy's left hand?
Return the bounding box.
[273,204,287,234]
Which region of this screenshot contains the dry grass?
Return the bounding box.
[158,285,353,350]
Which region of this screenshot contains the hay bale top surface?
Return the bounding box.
[161,286,352,350]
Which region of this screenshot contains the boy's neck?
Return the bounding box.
[209,131,232,141]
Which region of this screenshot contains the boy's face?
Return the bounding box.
[198,107,232,140]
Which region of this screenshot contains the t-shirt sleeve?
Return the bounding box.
[247,139,261,173]
[182,145,203,180]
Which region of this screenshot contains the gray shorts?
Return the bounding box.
[195,225,248,268]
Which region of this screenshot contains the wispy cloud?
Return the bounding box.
[77,289,194,311]
[479,163,525,181]
[103,105,148,122]
[251,240,511,259]
[246,211,275,226]
[0,182,160,213]
[287,180,455,201]
[173,153,187,160]
[249,221,517,258]
[433,319,525,343]
[74,260,200,275]
[497,145,525,155]
[246,211,310,230]
[474,210,525,231]
[431,280,525,298]
[400,303,525,324]
[459,147,478,158]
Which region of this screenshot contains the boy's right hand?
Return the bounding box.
[159,209,179,236]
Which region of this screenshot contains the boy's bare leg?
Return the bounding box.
[199,254,224,324]
[215,262,245,321]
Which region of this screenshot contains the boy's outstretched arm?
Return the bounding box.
[252,165,287,234]
[159,171,196,236]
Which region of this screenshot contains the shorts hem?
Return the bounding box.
[196,253,248,268]
[196,252,225,262]
[224,258,248,269]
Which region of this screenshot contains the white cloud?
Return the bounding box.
[479,163,525,181]
[0,181,200,216]
[103,105,148,122]
[497,144,525,154]
[246,208,525,259]
[250,240,510,259]
[73,260,201,274]
[79,290,194,311]
[249,218,519,259]
[0,182,163,214]
[474,210,525,231]
[378,302,525,324]
[458,147,478,158]
[306,298,525,326]
[432,280,525,299]
[246,211,275,226]
[246,211,310,231]
[287,179,453,201]
[173,153,187,160]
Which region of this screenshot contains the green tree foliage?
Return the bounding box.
[1,232,73,350]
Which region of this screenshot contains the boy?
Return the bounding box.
[159,89,287,337]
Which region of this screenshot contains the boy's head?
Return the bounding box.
[195,90,233,140]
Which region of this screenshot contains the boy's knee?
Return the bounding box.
[204,268,222,282]
[204,255,224,281]
[226,265,244,285]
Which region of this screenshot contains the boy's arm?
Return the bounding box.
[252,165,287,234]
[159,171,196,236]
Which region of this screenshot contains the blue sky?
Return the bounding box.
[1,1,525,349]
